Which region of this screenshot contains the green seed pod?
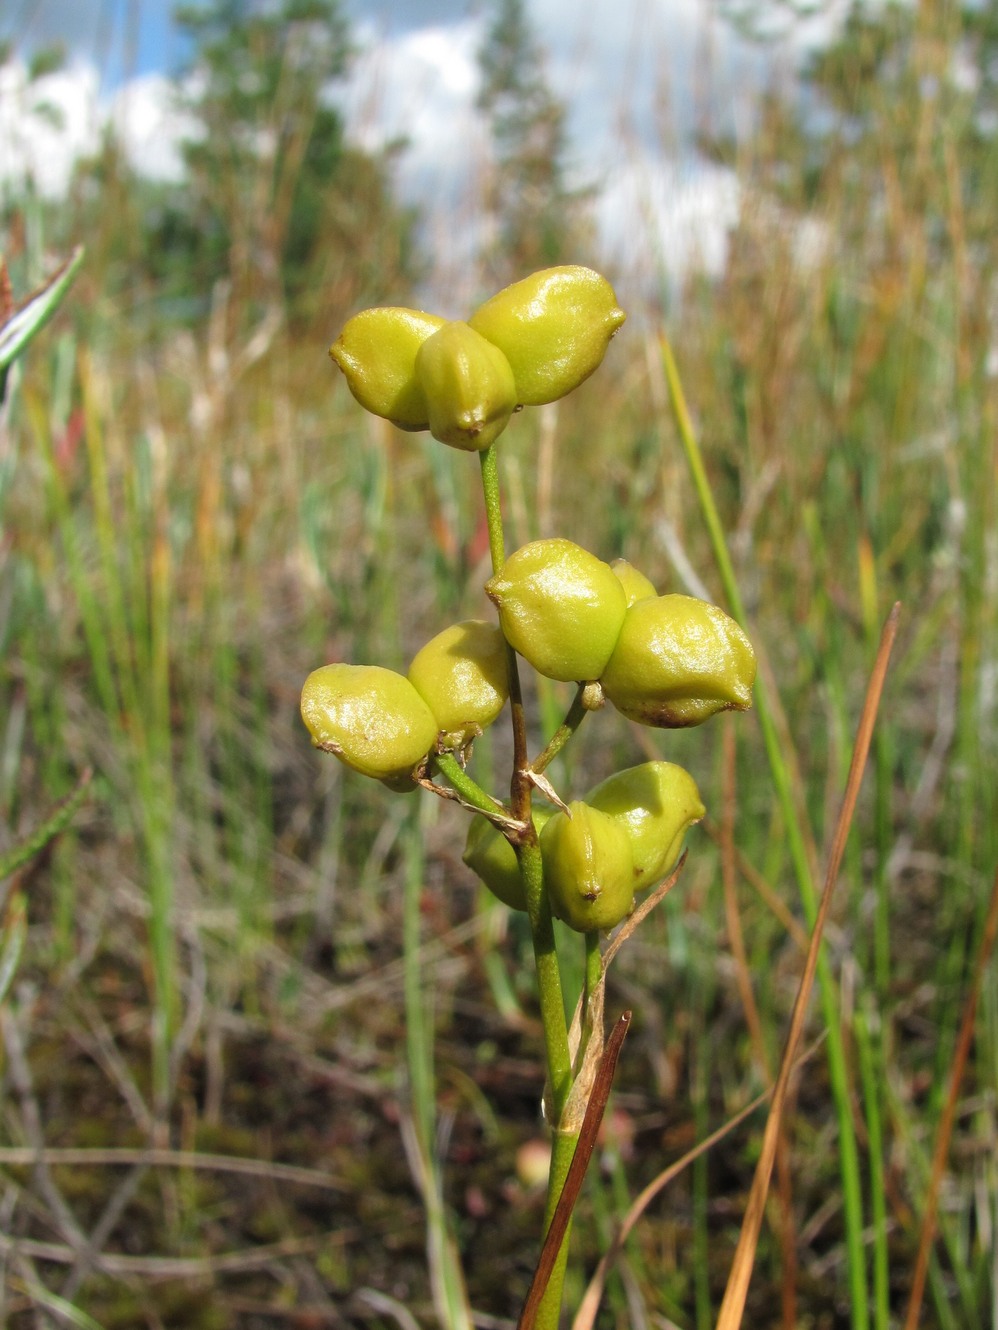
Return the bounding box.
[330,307,446,430]
[300,663,438,785]
[600,594,756,728]
[610,559,657,607]
[468,266,626,406]
[463,809,552,911]
[586,762,705,892]
[408,619,509,748]
[415,321,518,451]
[540,801,635,933]
[485,538,628,682]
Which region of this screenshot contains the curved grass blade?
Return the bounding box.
[9,1274,107,1330]
[0,767,93,884]
[0,246,85,373]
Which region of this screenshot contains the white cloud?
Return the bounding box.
[0,58,191,198]
[0,12,756,303]
[595,155,741,295]
[337,18,492,310]
[0,60,101,198]
[337,16,751,307]
[341,19,487,195]
[107,74,194,184]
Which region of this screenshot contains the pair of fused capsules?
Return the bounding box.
[464,760,706,934]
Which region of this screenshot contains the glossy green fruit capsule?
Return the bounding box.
[610,558,657,607]
[485,538,628,683]
[408,619,509,749]
[600,594,756,728]
[301,663,438,785]
[330,307,445,430]
[468,266,626,406]
[462,808,553,911]
[586,762,705,891]
[540,801,635,932]
[415,321,518,451]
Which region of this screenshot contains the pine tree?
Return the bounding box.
[170,0,416,325]
[476,0,589,282]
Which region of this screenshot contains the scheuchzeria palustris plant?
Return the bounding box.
[302,266,757,1325]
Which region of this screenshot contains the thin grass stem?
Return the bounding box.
[662,333,874,1330]
[402,808,474,1330]
[479,439,577,1327]
[854,1000,890,1330]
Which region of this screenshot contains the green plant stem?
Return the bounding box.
[583,930,602,1007]
[582,929,602,1059]
[661,333,870,1330]
[480,441,575,1329]
[479,443,507,573]
[531,685,589,775]
[517,837,572,1117]
[854,1000,889,1330]
[403,815,433,1149]
[480,446,531,813]
[431,750,505,818]
[539,1127,580,1327]
[479,447,570,1100]
[480,441,570,1104]
[515,822,574,1330]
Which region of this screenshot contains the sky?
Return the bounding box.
[0,0,840,296]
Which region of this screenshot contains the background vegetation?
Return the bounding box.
[0,0,995,1326]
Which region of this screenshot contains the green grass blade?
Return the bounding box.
[0,247,84,372]
[854,1000,890,1330]
[0,891,27,1006]
[660,333,871,1330]
[10,1276,108,1330]
[403,804,474,1330]
[0,768,92,882]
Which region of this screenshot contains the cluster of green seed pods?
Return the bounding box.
[330,266,625,451]
[300,619,511,787]
[306,264,758,939]
[304,263,770,1330]
[463,763,706,932]
[485,535,757,723]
